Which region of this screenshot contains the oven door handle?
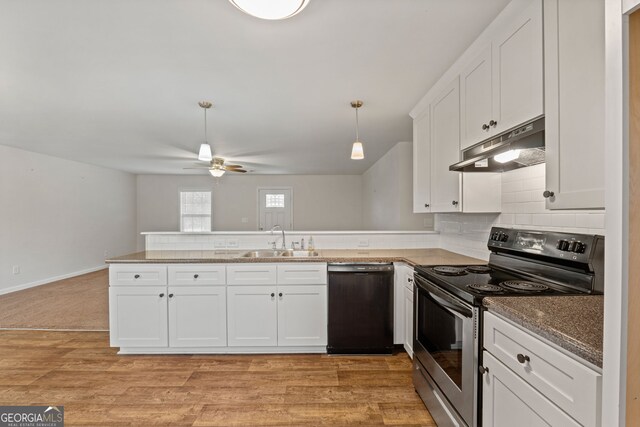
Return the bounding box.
[414,274,473,318]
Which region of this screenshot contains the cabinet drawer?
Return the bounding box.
[109,264,167,286]
[168,265,226,285]
[483,312,601,427]
[277,263,327,285]
[227,264,277,285]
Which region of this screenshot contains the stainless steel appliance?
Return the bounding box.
[327,263,394,354]
[412,227,604,427]
[449,117,545,173]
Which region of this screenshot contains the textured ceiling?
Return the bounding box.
[0,0,511,175]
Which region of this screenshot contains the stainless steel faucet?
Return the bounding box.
[270,225,286,250]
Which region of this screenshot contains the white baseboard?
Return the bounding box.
[0,265,108,296]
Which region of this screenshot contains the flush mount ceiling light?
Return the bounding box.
[197,101,213,162]
[229,0,310,20]
[350,100,364,160]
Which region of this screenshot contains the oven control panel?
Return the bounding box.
[487,227,603,263]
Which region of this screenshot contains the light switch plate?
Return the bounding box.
[358,239,369,247]
[226,239,239,248]
[213,240,226,248]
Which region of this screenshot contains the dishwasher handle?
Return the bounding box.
[328,263,394,273]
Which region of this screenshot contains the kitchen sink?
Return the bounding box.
[240,250,319,258]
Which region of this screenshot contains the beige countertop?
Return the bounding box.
[106,248,485,267]
[483,295,604,368]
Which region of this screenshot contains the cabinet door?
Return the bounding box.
[168,286,227,347]
[227,286,277,346]
[543,0,605,209]
[109,286,168,347]
[413,110,431,213]
[460,45,493,149]
[430,77,462,212]
[482,352,580,427]
[403,285,414,358]
[393,265,408,345]
[491,0,543,134]
[277,285,327,346]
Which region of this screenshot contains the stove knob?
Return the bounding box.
[556,240,569,251]
[573,242,586,253]
[567,241,577,252]
[500,233,509,242]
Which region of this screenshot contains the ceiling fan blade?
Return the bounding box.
[183,167,213,170]
[224,164,243,168]
[227,168,247,173]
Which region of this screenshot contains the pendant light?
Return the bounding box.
[197,101,213,162]
[350,100,364,160]
[229,0,310,20]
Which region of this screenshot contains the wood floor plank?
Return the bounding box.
[0,328,434,426]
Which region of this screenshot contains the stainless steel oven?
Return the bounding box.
[413,274,479,427]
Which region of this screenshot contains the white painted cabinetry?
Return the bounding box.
[109,286,168,347]
[403,279,414,358]
[459,0,543,149]
[482,312,602,427]
[393,263,414,351]
[412,111,431,213]
[227,285,278,347]
[168,285,227,347]
[430,77,462,213]
[543,0,605,209]
[227,263,327,348]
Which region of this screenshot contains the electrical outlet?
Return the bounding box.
[104,249,109,258]
[12,265,20,275]
[226,239,239,248]
[358,239,369,247]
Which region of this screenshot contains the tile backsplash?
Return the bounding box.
[436,164,606,260]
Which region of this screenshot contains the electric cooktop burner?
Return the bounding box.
[499,280,549,292]
[431,266,467,276]
[465,265,492,274]
[467,284,503,293]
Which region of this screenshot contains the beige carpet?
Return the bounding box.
[0,269,109,330]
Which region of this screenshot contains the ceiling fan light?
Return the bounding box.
[198,143,213,161]
[229,0,310,20]
[351,141,364,160]
[209,168,225,178]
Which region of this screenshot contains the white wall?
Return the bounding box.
[362,141,434,230]
[435,164,607,260]
[0,145,137,294]
[136,174,364,249]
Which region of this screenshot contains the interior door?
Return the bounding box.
[258,188,292,231]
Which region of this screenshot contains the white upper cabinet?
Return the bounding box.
[459,0,543,150]
[543,0,605,209]
[460,45,494,149]
[430,77,462,213]
[491,0,544,135]
[412,110,431,213]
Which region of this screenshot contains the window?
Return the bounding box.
[180,191,211,232]
[265,193,285,208]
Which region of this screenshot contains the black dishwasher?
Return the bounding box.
[327,263,394,354]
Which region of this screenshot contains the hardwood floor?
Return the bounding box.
[0,330,434,426]
[0,269,109,330]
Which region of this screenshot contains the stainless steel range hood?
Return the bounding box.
[449,117,545,172]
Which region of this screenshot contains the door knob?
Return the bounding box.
[424,203,430,208]
[489,120,498,127]
[270,293,275,297]
[159,293,165,298]
[479,366,489,375]
[517,354,530,364]
[452,200,459,206]
[194,274,199,279]
[278,293,283,297]
[543,190,555,198]
[482,123,490,130]
[134,274,140,279]
[168,294,174,298]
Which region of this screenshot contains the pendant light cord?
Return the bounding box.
[355,106,360,142]
[204,108,208,142]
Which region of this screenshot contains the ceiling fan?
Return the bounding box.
[184,157,247,177]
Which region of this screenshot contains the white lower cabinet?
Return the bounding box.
[403,284,414,358]
[482,312,602,427]
[168,286,227,347]
[227,286,279,347]
[277,285,327,346]
[109,286,168,347]
[482,351,580,427]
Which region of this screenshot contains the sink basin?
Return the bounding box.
[280,250,319,257]
[241,250,284,258]
[240,250,319,258]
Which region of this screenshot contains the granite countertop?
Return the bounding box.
[106,248,485,268]
[483,295,604,368]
